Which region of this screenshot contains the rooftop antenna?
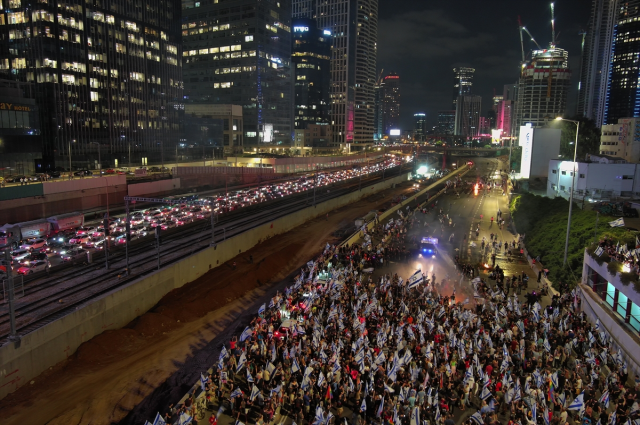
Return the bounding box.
[550,2,556,48]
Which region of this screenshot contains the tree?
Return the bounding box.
[555,116,601,161]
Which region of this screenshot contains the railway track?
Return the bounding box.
[0,166,414,343]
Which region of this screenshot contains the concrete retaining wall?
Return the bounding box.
[128,178,181,197]
[0,184,43,201]
[0,172,410,400]
[42,175,126,195]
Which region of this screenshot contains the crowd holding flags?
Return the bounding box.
[144,215,640,425]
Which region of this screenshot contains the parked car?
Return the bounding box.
[73,170,93,176]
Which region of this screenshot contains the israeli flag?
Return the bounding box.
[246,369,254,383]
[531,402,536,421]
[410,407,420,425]
[258,303,266,315]
[360,397,367,412]
[332,361,341,375]
[325,411,334,425]
[250,384,260,401]
[568,392,584,412]
[543,338,552,352]
[595,246,604,257]
[153,412,167,425]
[377,395,385,418]
[312,406,325,425]
[609,218,625,227]
[317,371,326,388]
[200,372,208,391]
[236,352,247,372]
[178,413,192,425]
[239,326,253,342]
[407,270,423,289]
[292,358,301,374]
[557,392,566,408]
[480,386,492,401]
[219,346,228,361]
[599,390,610,408]
[230,388,243,399]
[469,411,484,425]
[543,407,550,425]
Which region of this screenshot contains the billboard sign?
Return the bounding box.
[519,125,533,178]
[389,129,401,136]
[262,124,273,143]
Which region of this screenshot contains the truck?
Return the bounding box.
[418,237,439,258]
[47,212,85,233]
[0,219,52,248]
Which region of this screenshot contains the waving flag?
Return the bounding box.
[200,372,208,391]
[599,390,610,408]
[469,412,484,425]
[568,392,584,412]
[409,407,420,425]
[153,413,167,425]
[292,358,301,374]
[258,303,266,315]
[407,271,423,289]
[312,407,325,425]
[236,352,247,372]
[239,326,253,342]
[178,413,192,425]
[246,369,254,383]
[219,346,228,361]
[376,395,385,417]
[250,384,260,401]
[360,397,367,412]
[230,388,243,399]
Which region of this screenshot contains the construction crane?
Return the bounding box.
[518,16,542,63]
[376,68,384,86]
[550,2,556,47]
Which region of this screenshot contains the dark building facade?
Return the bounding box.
[0,0,183,170]
[292,18,330,130]
[452,67,474,109]
[183,0,292,147]
[382,72,399,135]
[605,0,640,124]
[414,112,426,140]
[437,110,455,135]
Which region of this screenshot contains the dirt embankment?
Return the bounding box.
[0,186,411,425]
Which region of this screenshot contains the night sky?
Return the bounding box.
[376,0,590,130]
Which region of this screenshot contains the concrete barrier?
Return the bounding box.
[0,172,411,400]
[0,183,43,201]
[128,178,181,197]
[42,175,126,195]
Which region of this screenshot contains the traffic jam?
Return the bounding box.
[0,157,406,279]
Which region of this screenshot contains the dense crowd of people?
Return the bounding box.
[147,182,640,425]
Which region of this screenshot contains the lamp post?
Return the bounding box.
[90,142,101,176]
[556,117,580,267]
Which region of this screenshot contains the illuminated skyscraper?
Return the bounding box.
[452,67,475,109]
[605,0,640,124]
[454,95,482,138]
[183,0,292,147]
[315,0,378,148]
[382,73,400,135]
[514,48,571,129]
[437,110,455,135]
[0,0,182,168]
[414,113,427,140]
[373,82,384,140]
[577,0,619,127]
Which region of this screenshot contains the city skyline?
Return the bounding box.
[377,0,589,130]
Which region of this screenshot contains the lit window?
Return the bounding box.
[220,46,230,52]
[90,91,99,101]
[245,35,253,42]
[7,11,26,24]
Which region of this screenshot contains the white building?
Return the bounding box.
[518,125,561,179]
[547,159,640,201]
[600,117,640,162]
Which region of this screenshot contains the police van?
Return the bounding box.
[418,237,438,258]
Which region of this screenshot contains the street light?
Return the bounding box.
[90,142,101,176]
[556,117,580,267]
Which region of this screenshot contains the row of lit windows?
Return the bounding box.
[184,45,243,56]
[182,23,231,36]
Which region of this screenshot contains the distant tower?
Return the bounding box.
[605,0,640,124]
[382,73,400,135]
[454,95,482,138]
[577,0,619,127]
[452,67,475,109]
[514,47,571,129]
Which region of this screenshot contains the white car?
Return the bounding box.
[17,260,48,275]
[20,238,47,251]
[10,249,30,262]
[69,235,91,245]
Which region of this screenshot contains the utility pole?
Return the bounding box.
[103,216,110,270]
[125,199,130,275]
[211,212,217,246]
[155,226,161,270]
[313,166,318,207]
[4,249,17,342]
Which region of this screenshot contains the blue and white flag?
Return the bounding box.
[531,402,536,422]
[200,372,208,391]
[250,384,260,401]
[480,386,492,401]
[409,407,420,425]
[469,411,484,425]
[230,388,243,398]
[609,218,625,227]
[246,369,254,383]
[153,413,167,425]
[258,303,266,315]
[568,392,584,412]
[239,326,253,342]
[237,352,247,372]
[599,390,610,408]
[543,407,550,425]
[324,411,334,425]
[219,346,228,360]
[317,371,326,388]
[178,413,192,425]
[407,271,423,289]
[312,406,325,425]
[360,397,367,412]
[292,358,301,374]
[377,395,385,418]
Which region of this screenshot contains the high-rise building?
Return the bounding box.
[414,113,427,140]
[454,95,482,138]
[382,73,400,135]
[292,18,331,131]
[373,81,384,140]
[437,110,455,135]
[605,0,640,124]
[293,0,315,18]
[577,0,619,127]
[0,0,182,169]
[316,0,378,149]
[183,0,292,148]
[514,48,571,130]
[452,67,475,109]
[496,99,514,139]
[599,117,640,161]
